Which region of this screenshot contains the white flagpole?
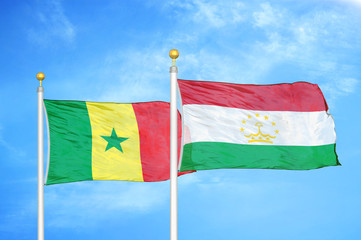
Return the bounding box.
[37,72,45,240]
[169,49,179,240]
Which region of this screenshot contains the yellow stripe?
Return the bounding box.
[86,102,143,181]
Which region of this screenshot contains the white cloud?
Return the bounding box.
[293,26,316,45]
[246,3,361,92]
[165,1,360,93]
[253,2,283,28]
[27,0,75,45]
[336,78,358,93]
[44,1,360,107]
[181,50,248,83]
[192,0,245,27]
[164,0,246,28]
[332,0,361,7]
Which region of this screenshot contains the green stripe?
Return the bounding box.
[180,142,340,171]
[44,100,93,185]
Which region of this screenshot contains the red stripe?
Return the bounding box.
[178,79,328,112]
[132,102,191,182]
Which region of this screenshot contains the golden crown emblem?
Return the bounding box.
[240,114,279,144]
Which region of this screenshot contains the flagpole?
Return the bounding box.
[169,49,179,240]
[37,72,45,240]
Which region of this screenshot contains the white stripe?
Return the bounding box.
[183,105,336,146]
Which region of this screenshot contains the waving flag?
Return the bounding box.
[178,79,340,171]
[44,100,190,185]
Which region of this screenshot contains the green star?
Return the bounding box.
[101,128,128,153]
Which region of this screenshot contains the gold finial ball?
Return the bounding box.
[169,49,179,60]
[36,72,45,81]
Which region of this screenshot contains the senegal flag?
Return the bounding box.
[44,100,188,185]
[178,79,340,171]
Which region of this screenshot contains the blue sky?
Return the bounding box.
[1,0,361,239]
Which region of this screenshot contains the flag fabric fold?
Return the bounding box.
[44,100,190,185]
[177,79,340,171]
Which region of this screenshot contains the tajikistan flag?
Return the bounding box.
[178,79,340,171]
